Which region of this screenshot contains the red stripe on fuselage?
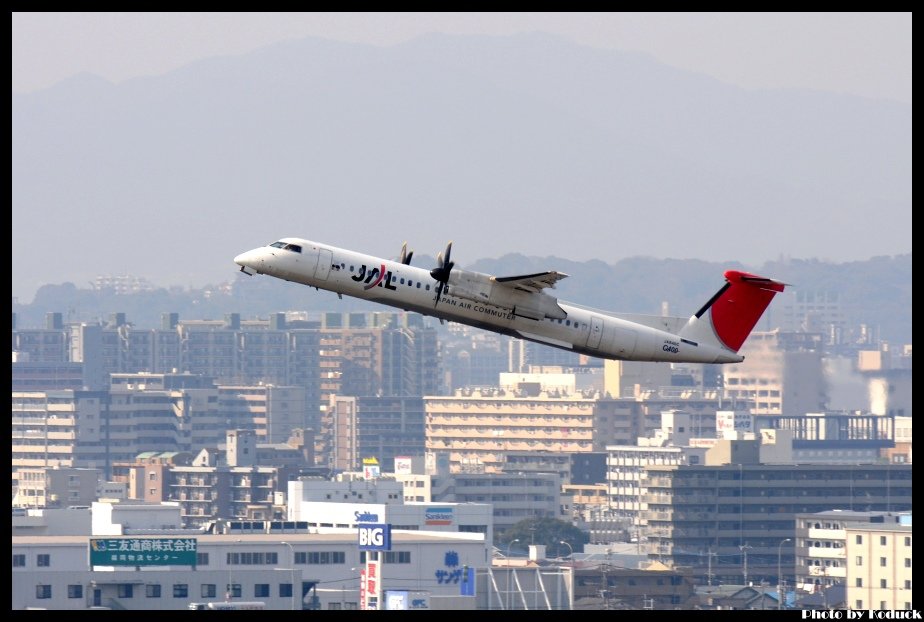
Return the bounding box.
[363,263,387,290]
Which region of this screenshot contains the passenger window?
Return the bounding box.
[417,283,421,288]
[408,280,413,287]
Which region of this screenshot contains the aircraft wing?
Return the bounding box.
[491,271,569,294]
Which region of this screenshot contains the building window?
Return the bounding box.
[36,585,52,599]
[856,535,863,544]
[228,552,278,565]
[856,578,863,587]
[196,552,209,566]
[146,584,161,598]
[201,584,216,599]
[880,536,887,545]
[881,580,888,589]
[856,556,863,566]
[226,584,241,599]
[905,558,912,568]
[880,557,888,567]
[383,551,411,564]
[173,584,189,598]
[118,584,134,598]
[12,554,26,567]
[254,584,270,598]
[306,551,346,564]
[280,584,293,598]
[856,600,863,610]
[36,554,50,567]
[67,585,83,599]
[905,580,912,590]
[905,537,911,547]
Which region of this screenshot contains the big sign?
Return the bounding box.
[357,523,392,551]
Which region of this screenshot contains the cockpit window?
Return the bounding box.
[269,241,302,253]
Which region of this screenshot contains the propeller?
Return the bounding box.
[398,242,414,266]
[430,241,454,307]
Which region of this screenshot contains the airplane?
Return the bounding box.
[234,238,786,364]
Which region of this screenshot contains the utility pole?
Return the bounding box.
[740,543,753,586]
[778,538,792,611]
[706,548,718,587]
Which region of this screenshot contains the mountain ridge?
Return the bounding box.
[12,252,911,346]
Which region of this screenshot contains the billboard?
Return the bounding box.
[362,457,381,480]
[358,523,392,551]
[385,590,431,610]
[424,507,453,526]
[365,559,380,610]
[716,410,753,435]
[89,537,197,567]
[394,456,413,475]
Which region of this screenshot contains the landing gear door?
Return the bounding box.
[315,249,333,281]
[587,315,604,349]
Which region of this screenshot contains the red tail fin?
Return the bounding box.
[696,270,786,352]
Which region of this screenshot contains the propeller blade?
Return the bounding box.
[430,241,455,308]
[434,281,444,307]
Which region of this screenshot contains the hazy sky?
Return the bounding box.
[12,12,912,102]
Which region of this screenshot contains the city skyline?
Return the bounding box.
[11,14,913,612]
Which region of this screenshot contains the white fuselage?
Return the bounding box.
[234,238,742,364]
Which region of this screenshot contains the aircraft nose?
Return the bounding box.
[234,250,257,266]
[234,249,263,272]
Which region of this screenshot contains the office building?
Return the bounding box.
[844,513,912,611]
[643,453,912,587]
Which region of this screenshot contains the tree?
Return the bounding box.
[498,517,588,556]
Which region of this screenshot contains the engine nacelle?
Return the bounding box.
[446,269,566,320]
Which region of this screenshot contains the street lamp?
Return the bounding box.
[281,541,296,610]
[777,538,792,611]
[559,541,574,567]
[506,539,520,610]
